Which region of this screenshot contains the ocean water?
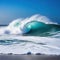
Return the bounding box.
[0,14,60,55]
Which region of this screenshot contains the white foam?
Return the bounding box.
[0,35,60,55]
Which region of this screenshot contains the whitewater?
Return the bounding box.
[0,14,60,55]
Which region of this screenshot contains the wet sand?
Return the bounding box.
[0,54,60,60]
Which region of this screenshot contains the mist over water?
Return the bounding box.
[0,14,60,55]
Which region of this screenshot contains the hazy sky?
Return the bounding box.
[0,0,60,25]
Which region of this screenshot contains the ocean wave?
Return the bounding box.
[0,14,59,35]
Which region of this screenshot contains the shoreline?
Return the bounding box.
[0,54,60,60]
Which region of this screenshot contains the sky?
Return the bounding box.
[0,0,60,25]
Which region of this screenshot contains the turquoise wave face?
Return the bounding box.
[22,21,60,37]
[26,21,47,30]
[22,21,49,34]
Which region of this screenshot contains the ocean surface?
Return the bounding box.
[0,14,60,55]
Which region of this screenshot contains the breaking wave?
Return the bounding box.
[0,14,59,35]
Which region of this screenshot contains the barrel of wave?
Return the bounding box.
[20,21,48,34]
